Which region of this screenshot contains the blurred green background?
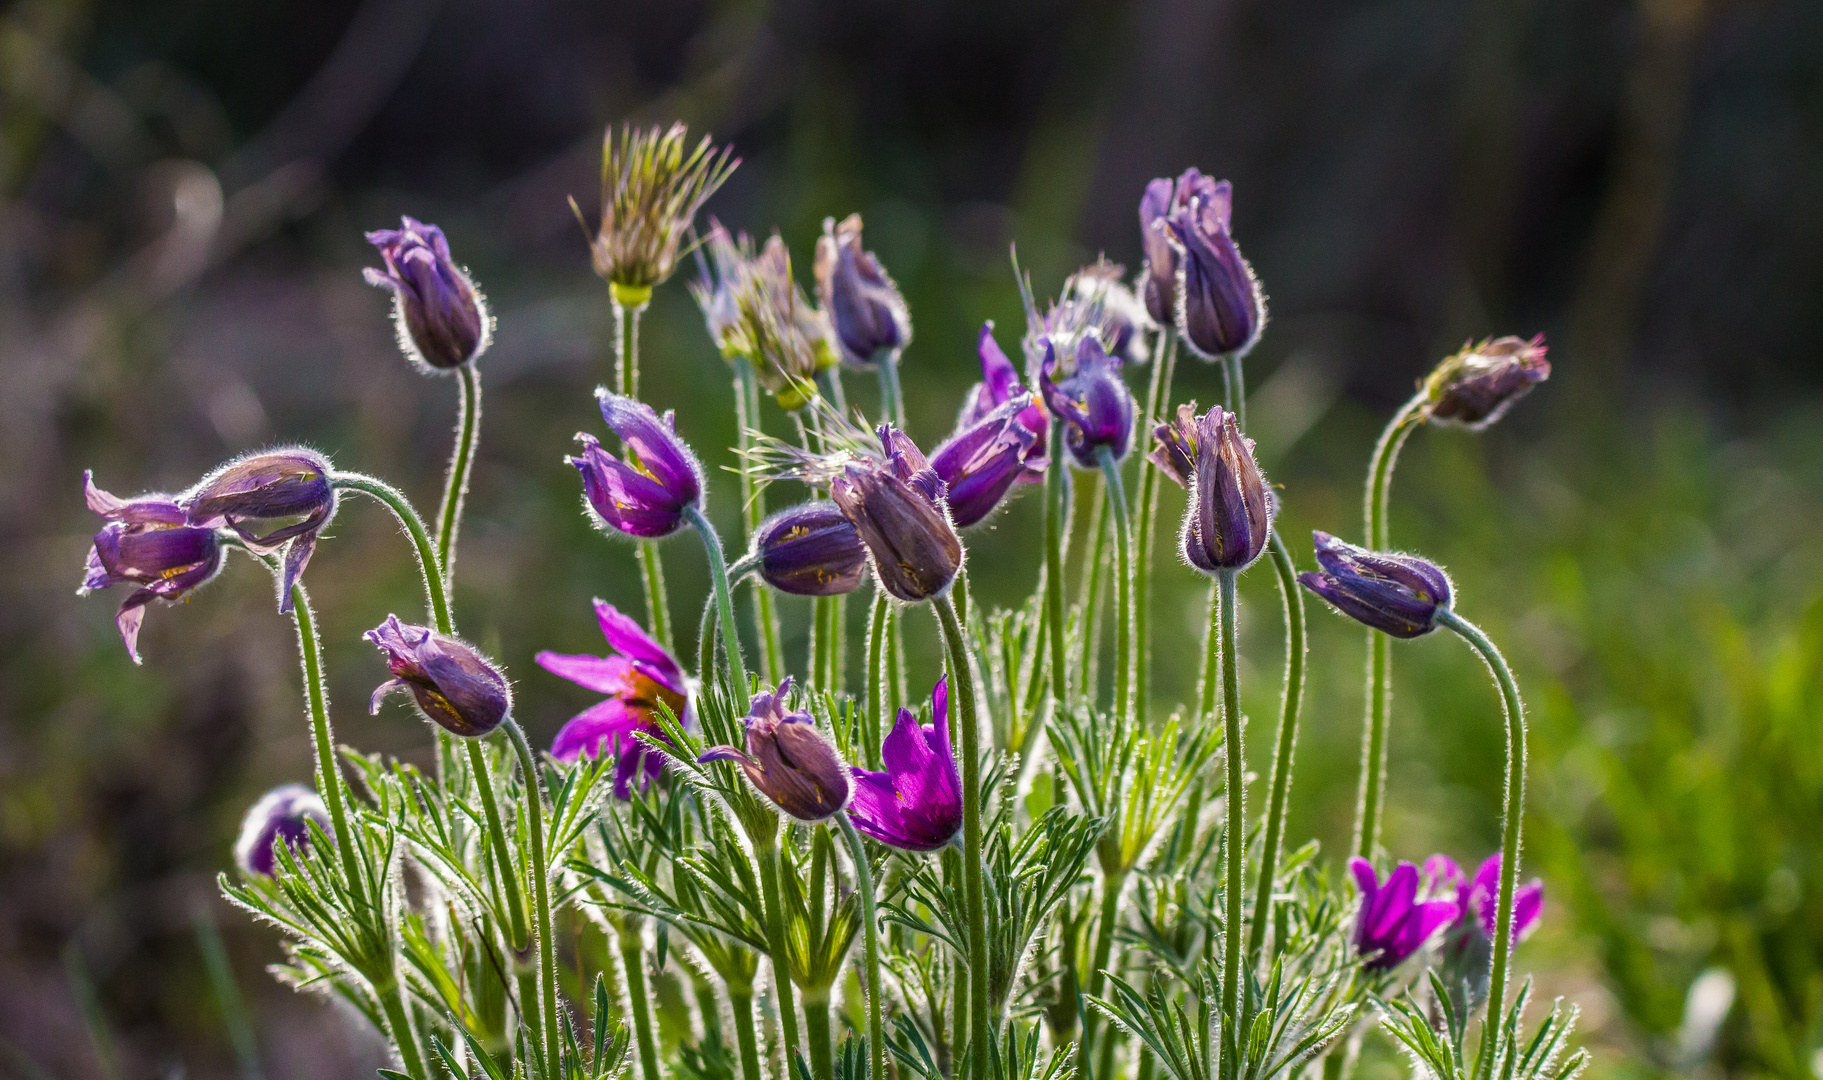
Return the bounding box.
[3,0,1822,1076]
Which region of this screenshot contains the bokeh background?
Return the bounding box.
[4,0,1822,1075]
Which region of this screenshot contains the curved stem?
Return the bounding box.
[933,594,992,1078]
[376,979,429,1080]
[757,840,805,1073]
[1096,447,1135,723]
[734,360,785,684]
[1135,334,1178,724]
[837,815,886,1080]
[686,505,750,696]
[505,719,561,1074]
[332,473,452,635]
[1247,533,1307,962]
[437,363,482,588]
[1218,569,1245,1024]
[1043,424,1070,706]
[1079,869,1128,1080]
[1436,609,1527,1079]
[288,584,365,908]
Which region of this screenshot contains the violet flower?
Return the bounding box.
[183,449,335,613]
[847,676,963,851]
[960,323,1049,451]
[752,502,869,597]
[1153,174,1265,360]
[1448,853,1544,945]
[1039,337,1135,469]
[537,600,689,798]
[366,616,512,738]
[701,678,852,822]
[931,395,1044,528]
[1299,532,1453,639]
[571,391,706,539]
[1428,854,1544,1011]
[814,213,911,368]
[364,217,490,371]
[1349,857,1461,972]
[1422,335,1551,431]
[1174,405,1272,573]
[830,426,964,603]
[234,784,330,877]
[79,472,226,664]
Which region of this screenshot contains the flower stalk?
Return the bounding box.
[1134,332,1178,721]
[615,296,676,653]
[1218,567,1246,1030]
[837,814,886,1080]
[932,593,991,1078]
[1096,446,1135,722]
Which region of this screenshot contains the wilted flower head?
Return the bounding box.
[830,426,964,602]
[1421,335,1551,431]
[931,394,1045,528]
[1039,336,1135,469]
[234,784,331,877]
[364,217,490,372]
[1170,406,1272,572]
[723,234,835,409]
[848,676,962,851]
[752,502,869,596]
[537,600,689,798]
[366,616,512,738]
[1149,173,1265,359]
[1148,401,1200,490]
[79,473,226,664]
[688,219,753,358]
[183,449,335,613]
[814,213,911,368]
[701,678,852,822]
[571,392,706,539]
[577,122,738,299]
[1350,857,1461,972]
[1299,532,1453,639]
[1020,259,1151,374]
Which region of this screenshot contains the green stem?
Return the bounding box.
[837,815,886,1080]
[505,720,560,1074]
[1096,447,1135,723]
[1436,610,1527,1080]
[804,989,834,1080]
[1079,869,1128,1080]
[331,473,452,635]
[933,594,992,1078]
[877,350,905,428]
[1043,424,1070,706]
[613,298,674,653]
[376,979,429,1080]
[729,986,764,1080]
[1135,334,1178,724]
[1199,581,1222,722]
[288,584,364,908]
[1074,476,1108,704]
[734,360,785,684]
[1247,533,1306,962]
[866,592,890,766]
[687,505,750,696]
[620,922,661,1080]
[1218,569,1245,1027]
[437,362,482,586]
[1353,395,1426,858]
[1223,353,1247,427]
[758,841,804,1072]
[468,739,531,953]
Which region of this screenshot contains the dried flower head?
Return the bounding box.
[1421,335,1551,431]
[575,122,738,302]
[723,234,836,409]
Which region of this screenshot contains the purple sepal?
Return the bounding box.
[1350,856,1461,972]
[830,426,963,603]
[1160,176,1265,360]
[234,784,331,877]
[1298,532,1453,638]
[814,214,910,367]
[847,676,962,851]
[572,393,706,539]
[1179,406,1272,573]
[698,678,852,822]
[536,600,688,799]
[1039,337,1135,470]
[182,448,336,613]
[364,216,489,371]
[365,615,512,738]
[79,471,225,664]
[931,396,1044,529]
[753,502,868,596]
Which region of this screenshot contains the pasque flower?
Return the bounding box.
[234,784,331,877]
[1157,405,1272,572]
[537,600,689,798]
[1422,335,1551,431]
[931,395,1044,528]
[688,219,751,358]
[363,217,490,371]
[1426,854,1544,1010]
[366,616,512,738]
[183,449,335,613]
[79,473,226,664]
[830,426,964,602]
[960,324,1049,453]
[723,234,835,408]
[814,213,911,367]
[1349,857,1461,972]
[1299,532,1453,638]
[578,122,737,297]
[1148,172,1265,359]
[700,678,852,822]
[752,502,869,597]
[1061,260,1152,366]
[847,676,963,851]
[571,391,706,539]
[1039,336,1135,469]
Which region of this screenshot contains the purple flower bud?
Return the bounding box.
[700,678,852,822]
[1176,406,1272,573]
[1157,176,1265,360]
[847,676,963,851]
[366,616,512,738]
[1422,335,1551,431]
[752,502,869,596]
[814,214,911,368]
[1148,402,1199,490]
[571,392,706,539]
[537,600,689,798]
[1349,857,1461,972]
[931,394,1045,528]
[183,449,335,614]
[830,426,964,603]
[1298,532,1453,639]
[1039,337,1135,469]
[363,217,490,371]
[79,472,226,664]
[234,784,331,877]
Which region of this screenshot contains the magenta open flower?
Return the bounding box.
[959,323,1049,458]
[1349,857,1461,972]
[79,472,226,664]
[183,449,336,614]
[1443,853,1544,945]
[572,391,706,539]
[363,216,490,371]
[234,784,331,877]
[847,676,962,851]
[700,678,852,822]
[537,600,689,798]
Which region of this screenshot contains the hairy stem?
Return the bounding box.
[1199,581,1222,722]
[1043,424,1070,706]
[288,584,364,907]
[505,720,560,1074]
[619,921,660,1080]
[837,815,886,1080]
[331,473,451,634]
[1219,569,1245,1027]
[1079,869,1128,1080]
[687,505,750,699]
[1248,533,1307,962]
[934,594,992,1078]
[757,840,804,1073]
[1096,447,1135,723]
[877,349,905,428]
[437,362,482,587]
[734,360,785,683]
[375,979,428,1080]
[1134,334,1178,724]
[866,591,891,766]
[729,986,763,1080]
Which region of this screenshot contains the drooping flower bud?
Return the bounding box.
[847,676,963,851]
[1039,337,1135,469]
[1422,335,1551,431]
[700,678,852,822]
[1299,532,1452,639]
[234,784,331,877]
[571,392,706,539]
[578,122,738,301]
[814,213,911,368]
[1349,857,1461,972]
[79,472,226,664]
[1179,406,1272,573]
[183,449,335,614]
[1156,176,1265,360]
[830,426,964,603]
[538,600,689,798]
[752,502,869,596]
[363,217,491,372]
[930,395,1044,528]
[366,615,512,738]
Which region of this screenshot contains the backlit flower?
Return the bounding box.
[79,472,225,664]
[814,213,910,368]
[537,600,689,798]
[1039,337,1135,469]
[931,395,1044,528]
[363,217,490,371]
[1349,857,1460,972]
[1421,335,1551,431]
[752,502,869,597]
[234,784,331,877]
[572,391,706,539]
[183,449,335,613]
[700,678,851,822]
[1154,174,1265,359]
[830,426,964,603]
[847,676,962,851]
[1177,406,1271,573]
[1298,532,1453,639]
[366,616,512,738]
[578,122,738,298]
[957,322,1047,475]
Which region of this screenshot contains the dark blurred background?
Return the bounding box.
[4,0,1823,1076]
